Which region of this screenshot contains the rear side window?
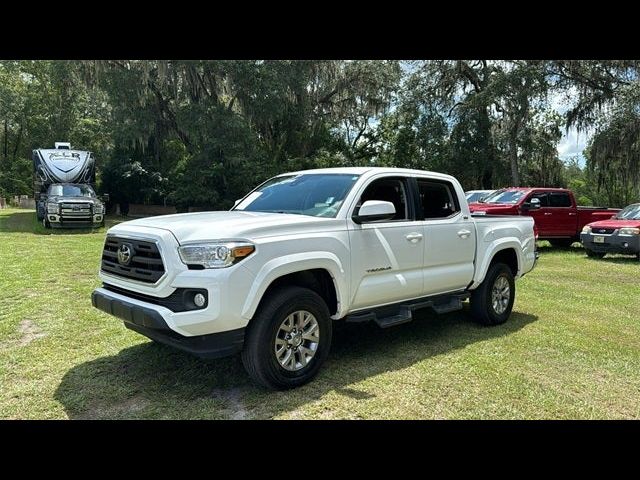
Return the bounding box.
[528,192,549,207]
[416,179,460,219]
[548,192,571,208]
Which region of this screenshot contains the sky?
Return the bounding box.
[551,87,590,166]
[557,126,590,166]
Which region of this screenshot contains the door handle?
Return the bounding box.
[544,212,553,216]
[405,233,423,243]
[457,229,471,239]
[568,213,577,216]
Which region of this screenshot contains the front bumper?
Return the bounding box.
[580,232,640,254]
[92,288,244,359]
[47,213,103,227]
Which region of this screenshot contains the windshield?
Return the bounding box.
[466,191,491,203]
[48,184,96,198]
[615,204,640,220]
[482,190,526,204]
[233,173,360,217]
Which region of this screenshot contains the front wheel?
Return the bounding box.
[42,217,51,229]
[470,263,515,326]
[585,249,606,259]
[241,286,332,390]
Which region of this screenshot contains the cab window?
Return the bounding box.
[548,192,572,208]
[528,192,549,207]
[416,179,459,219]
[356,177,410,221]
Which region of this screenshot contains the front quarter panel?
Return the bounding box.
[238,230,351,320]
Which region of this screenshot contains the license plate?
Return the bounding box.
[593,236,605,243]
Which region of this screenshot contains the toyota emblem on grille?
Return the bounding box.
[117,244,133,265]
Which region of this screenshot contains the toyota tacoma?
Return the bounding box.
[92,167,538,389]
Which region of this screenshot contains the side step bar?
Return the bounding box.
[345,292,469,328]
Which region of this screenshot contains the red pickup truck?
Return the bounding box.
[468,187,621,246]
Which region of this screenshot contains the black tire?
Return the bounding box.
[241,286,332,390]
[549,238,575,248]
[585,249,606,259]
[470,262,515,326]
[42,217,51,229]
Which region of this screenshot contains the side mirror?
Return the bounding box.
[233,198,241,208]
[101,193,110,203]
[522,197,541,210]
[353,200,396,224]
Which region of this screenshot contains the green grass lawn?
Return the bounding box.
[1,207,639,419]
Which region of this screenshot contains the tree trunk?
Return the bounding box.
[508,133,520,186]
[3,119,7,163]
[12,123,23,161]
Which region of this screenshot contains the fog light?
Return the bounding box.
[96,216,102,221]
[193,293,206,307]
[623,242,629,248]
[49,216,55,221]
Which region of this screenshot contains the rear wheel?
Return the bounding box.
[585,249,606,259]
[549,238,575,248]
[241,286,332,390]
[470,263,515,326]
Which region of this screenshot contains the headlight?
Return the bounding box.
[619,227,640,235]
[581,225,591,234]
[94,204,105,214]
[178,242,255,268]
[47,202,59,213]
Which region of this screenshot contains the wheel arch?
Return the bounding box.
[241,253,347,321]
[471,239,523,289]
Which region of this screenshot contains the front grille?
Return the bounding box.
[61,203,92,215]
[101,236,165,283]
[592,227,616,234]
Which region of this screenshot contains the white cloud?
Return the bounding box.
[550,88,591,166]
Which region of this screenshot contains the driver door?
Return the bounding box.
[347,175,424,310]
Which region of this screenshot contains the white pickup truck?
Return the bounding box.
[92,167,538,389]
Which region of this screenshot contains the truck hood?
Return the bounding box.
[112,211,341,244]
[587,218,640,229]
[48,196,100,204]
[469,202,517,214]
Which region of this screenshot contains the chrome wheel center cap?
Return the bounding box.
[289,330,303,348]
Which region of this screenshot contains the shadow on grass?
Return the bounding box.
[0,210,119,235]
[55,308,538,419]
[535,241,582,253]
[590,255,640,264]
[536,241,639,263]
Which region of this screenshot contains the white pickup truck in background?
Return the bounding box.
[92,167,538,389]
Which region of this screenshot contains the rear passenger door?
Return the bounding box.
[415,177,476,296]
[547,191,575,236]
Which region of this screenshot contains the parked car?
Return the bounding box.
[465,189,495,203]
[580,203,640,259]
[469,187,620,246]
[92,167,538,389]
